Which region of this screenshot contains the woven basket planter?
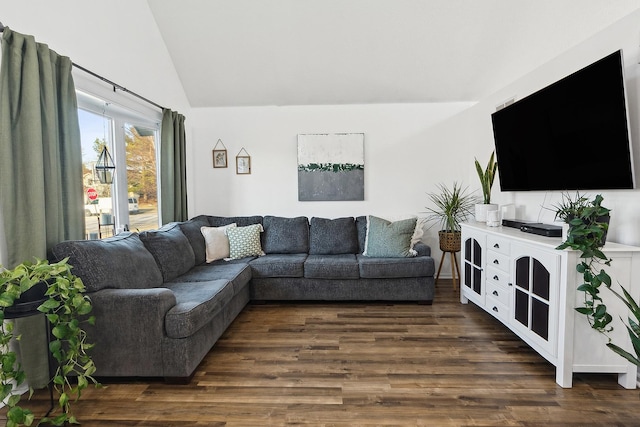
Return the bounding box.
[438,230,461,252]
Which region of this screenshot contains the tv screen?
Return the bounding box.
[491,50,635,191]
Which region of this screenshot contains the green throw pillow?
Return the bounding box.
[363,215,417,258]
[227,224,265,260]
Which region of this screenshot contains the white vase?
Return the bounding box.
[475,203,498,223]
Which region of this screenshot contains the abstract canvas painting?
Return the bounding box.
[297,133,364,201]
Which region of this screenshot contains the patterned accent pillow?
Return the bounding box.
[200,223,236,263]
[227,223,265,260]
[363,215,417,258]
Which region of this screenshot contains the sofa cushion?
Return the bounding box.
[174,261,252,294]
[309,217,358,255]
[178,215,211,265]
[208,215,263,227]
[227,224,265,259]
[356,216,368,254]
[51,232,163,293]
[164,279,234,339]
[262,216,309,254]
[363,215,417,258]
[139,223,196,282]
[358,254,434,279]
[249,254,306,278]
[304,254,359,279]
[201,223,236,262]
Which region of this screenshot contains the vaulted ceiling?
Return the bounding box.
[147,0,640,107]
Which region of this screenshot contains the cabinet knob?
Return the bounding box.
[492,290,499,296]
[508,283,513,287]
[493,243,500,248]
[493,259,499,265]
[492,306,499,312]
[493,275,499,281]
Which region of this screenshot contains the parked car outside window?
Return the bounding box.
[128,197,139,214]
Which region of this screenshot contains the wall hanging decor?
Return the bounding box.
[212,139,228,168]
[297,133,364,201]
[236,148,251,174]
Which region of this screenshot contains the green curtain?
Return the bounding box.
[0,27,84,388]
[160,109,188,223]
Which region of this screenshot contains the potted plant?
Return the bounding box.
[0,258,100,427]
[474,151,498,222]
[425,182,477,252]
[554,193,640,367]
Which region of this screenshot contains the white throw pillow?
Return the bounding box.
[200,223,237,263]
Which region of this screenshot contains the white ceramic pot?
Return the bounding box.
[475,203,498,223]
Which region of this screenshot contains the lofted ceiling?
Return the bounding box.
[147,0,640,108]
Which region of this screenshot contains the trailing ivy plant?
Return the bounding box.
[555,193,640,367]
[0,258,100,427]
[555,193,613,332]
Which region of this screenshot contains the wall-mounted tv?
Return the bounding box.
[491,50,635,191]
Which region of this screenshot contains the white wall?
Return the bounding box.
[424,9,640,247]
[188,102,472,219]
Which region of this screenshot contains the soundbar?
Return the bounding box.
[520,223,563,237]
[502,219,541,229]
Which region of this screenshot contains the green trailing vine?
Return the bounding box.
[555,193,640,366]
[0,258,100,426]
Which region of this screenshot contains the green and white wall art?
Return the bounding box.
[297,133,364,201]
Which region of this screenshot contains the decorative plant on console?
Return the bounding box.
[474,151,498,222]
[0,258,100,427]
[424,182,476,252]
[555,192,640,366]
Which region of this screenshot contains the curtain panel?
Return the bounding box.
[0,27,84,388]
[160,109,188,223]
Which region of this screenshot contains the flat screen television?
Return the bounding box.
[491,50,635,191]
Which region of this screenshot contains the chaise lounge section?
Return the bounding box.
[51,214,435,381]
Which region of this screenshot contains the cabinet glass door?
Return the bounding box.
[463,237,482,295]
[511,244,559,357]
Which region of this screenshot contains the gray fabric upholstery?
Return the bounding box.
[178,215,210,265]
[51,232,163,292]
[208,215,263,227]
[173,262,252,295]
[164,280,233,339]
[251,276,434,302]
[249,254,306,278]
[309,217,358,255]
[355,215,368,254]
[357,254,434,278]
[140,223,195,282]
[50,212,435,380]
[304,254,360,279]
[262,216,310,254]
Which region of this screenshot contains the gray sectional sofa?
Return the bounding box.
[51,214,435,382]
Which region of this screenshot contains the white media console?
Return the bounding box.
[461,221,640,389]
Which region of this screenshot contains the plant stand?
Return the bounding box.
[4,296,55,418]
[436,250,461,291]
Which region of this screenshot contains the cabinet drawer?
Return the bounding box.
[485,280,510,307]
[487,251,510,273]
[485,296,509,323]
[487,235,510,255]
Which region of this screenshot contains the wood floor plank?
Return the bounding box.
[4,280,640,426]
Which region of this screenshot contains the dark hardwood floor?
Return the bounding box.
[9,280,640,426]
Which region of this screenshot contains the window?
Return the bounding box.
[77,91,160,238]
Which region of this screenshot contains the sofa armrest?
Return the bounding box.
[85,288,177,377]
[414,242,431,257]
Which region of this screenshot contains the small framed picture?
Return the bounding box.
[213,149,227,168]
[236,155,251,174]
